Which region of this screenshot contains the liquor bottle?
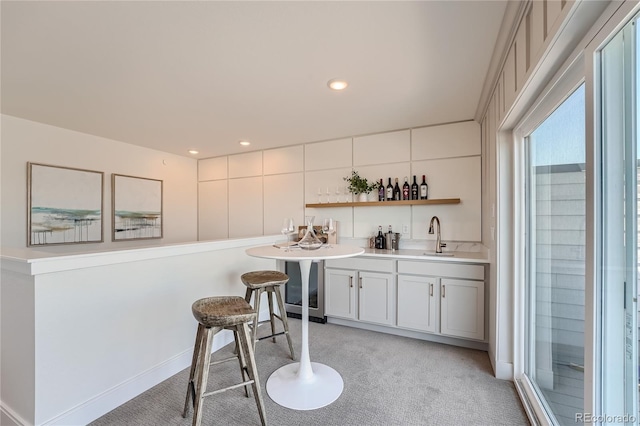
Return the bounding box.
[420,175,429,199]
[386,178,393,201]
[378,179,385,202]
[402,177,410,200]
[375,226,386,249]
[411,175,419,200]
[393,178,401,201]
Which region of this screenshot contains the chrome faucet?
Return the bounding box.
[428,216,446,253]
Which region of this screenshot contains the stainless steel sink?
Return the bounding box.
[423,252,454,257]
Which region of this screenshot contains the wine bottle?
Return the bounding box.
[375,226,385,249]
[393,178,401,201]
[411,175,419,200]
[378,179,385,202]
[402,177,410,200]
[386,178,393,201]
[420,175,429,199]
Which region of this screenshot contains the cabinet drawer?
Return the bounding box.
[326,257,394,273]
[397,260,484,280]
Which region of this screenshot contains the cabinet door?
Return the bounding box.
[325,269,356,320]
[440,279,485,340]
[358,272,394,326]
[397,275,437,333]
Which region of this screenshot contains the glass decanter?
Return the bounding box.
[298,215,323,250]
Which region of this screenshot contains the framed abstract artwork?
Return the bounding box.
[112,174,163,241]
[27,162,104,246]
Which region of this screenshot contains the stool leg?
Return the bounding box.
[251,288,263,351]
[233,329,250,398]
[275,287,295,360]
[237,322,267,426]
[183,323,204,418]
[267,288,277,343]
[244,286,253,304]
[192,327,215,426]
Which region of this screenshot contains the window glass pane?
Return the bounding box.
[526,84,585,424]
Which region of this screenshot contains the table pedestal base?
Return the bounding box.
[266,362,344,410]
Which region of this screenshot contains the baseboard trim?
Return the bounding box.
[493,359,514,380]
[0,403,29,426]
[41,330,235,426]
[326,317,489,351]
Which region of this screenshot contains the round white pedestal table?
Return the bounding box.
[245,244,364,410]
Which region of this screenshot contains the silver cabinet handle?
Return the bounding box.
[442,285,445,298]
[349,276,353,288]
[359,277,363,288]
[430,283,433,297]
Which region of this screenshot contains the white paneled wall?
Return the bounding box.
[264,173,304,234]
[305,138,352,171]
[353,130,410,166]
[228,177,263,237]
[229,151,262,178]
[198,180,228,240]
[264,145,304,175]
[198,121,482,243]
[412,121,480,160]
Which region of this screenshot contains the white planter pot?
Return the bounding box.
[357,193,368,202]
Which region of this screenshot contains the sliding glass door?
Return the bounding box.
[524,84,586,425]
[599,14,638,421]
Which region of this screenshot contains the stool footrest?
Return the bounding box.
[209,356,240,366]
[203,379,256,397]
[257,331,286,341]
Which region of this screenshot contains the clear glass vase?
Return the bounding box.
[298,216,323,250]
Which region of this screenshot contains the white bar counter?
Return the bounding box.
[1,236,278,426]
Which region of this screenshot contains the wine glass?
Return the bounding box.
[344,186,351,203]
[281,218,295,252]
[335,186,342,203]
[317,187,323,204]
[325,187,331,203]
[323,218,336,248]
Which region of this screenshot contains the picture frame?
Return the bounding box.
[27,162,104,246]
[112,174,163,241]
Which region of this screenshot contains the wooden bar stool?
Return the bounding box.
[182,296,266,426]
[241,270,295,360]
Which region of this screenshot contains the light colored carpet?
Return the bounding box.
[90,319,529,426]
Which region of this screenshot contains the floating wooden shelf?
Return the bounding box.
[305,198,460,208]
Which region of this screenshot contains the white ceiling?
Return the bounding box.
[1,1,508,159]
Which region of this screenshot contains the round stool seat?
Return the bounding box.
[192,296,256,328]
[241,270,289,289]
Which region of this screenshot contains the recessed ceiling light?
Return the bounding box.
[327,79,348,91]
[239,140,251,146]
[188,150,199,155]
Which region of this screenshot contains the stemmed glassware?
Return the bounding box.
[322,218,336,248]
[317,187,323,204]
[335,186,342,203]
[281,218,295,252]
[325,187,331,203]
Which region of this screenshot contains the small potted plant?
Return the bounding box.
[343,170,377,202]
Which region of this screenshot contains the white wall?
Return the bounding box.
[0,236,276,425]
[1,114,198,250]
[199,121,482,245]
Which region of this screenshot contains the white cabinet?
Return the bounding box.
[397,260,486,341]
[358,272,394,326]
[440,278,485,341]
[325,257,394,327]
[325,268,356,319]
[328,257,487,344]
[397,275,437,333]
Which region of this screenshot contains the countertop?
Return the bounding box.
[359,248,489,264]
